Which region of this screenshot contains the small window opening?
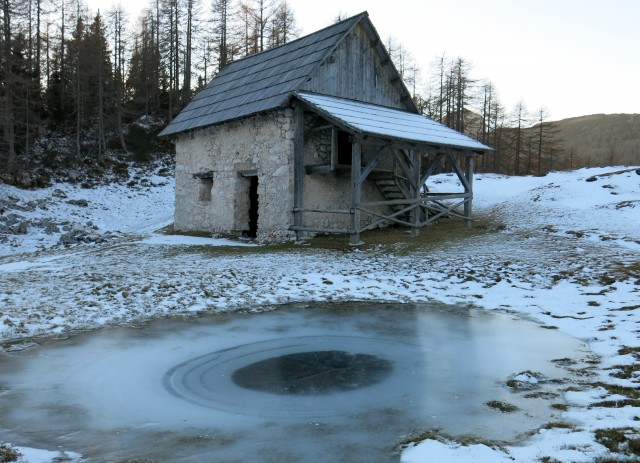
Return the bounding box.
[337,131,352,165]
[199,178,213,202]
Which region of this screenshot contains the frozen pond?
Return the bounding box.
[0,302,592,462]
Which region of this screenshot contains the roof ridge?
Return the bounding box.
[222,12,368,70]
[159,11,374,137]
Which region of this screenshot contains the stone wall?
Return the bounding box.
[301,115,393,232]
[174,108,395,242]
[174,109,296,241]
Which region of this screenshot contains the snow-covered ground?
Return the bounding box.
[0,165,639,462]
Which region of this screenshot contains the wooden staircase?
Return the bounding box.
[374,178,413,223]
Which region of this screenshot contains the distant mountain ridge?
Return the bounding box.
[552,113,640,167]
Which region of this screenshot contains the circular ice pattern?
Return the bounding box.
[231,350,393,395]
[164,335,411,417]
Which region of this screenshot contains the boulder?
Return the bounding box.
[66,199,89,207]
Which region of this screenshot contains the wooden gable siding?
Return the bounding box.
[301,23,409,111]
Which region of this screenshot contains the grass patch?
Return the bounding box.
[610,305,640,312]
[602,262,640,283]
[594,428,640,456]
[524,391,559,399]
[398,428,505,450]
[609,363,640,380]
[592,382,640,399]
[591,399,640,408]
[619,346,640,356]
[398,429,445,447]
[156,214,503,257]
[543,422,576,430]
[0,445,20,463]
[297,214,503,254]
[551,403,569,411]
[486,400,519,412]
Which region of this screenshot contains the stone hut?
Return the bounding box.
[160,12,491,243]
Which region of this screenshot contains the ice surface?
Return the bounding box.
[0,303,591,462]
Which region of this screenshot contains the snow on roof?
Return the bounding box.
[296,92,492,152]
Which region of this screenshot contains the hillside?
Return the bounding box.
[554,113,640,167]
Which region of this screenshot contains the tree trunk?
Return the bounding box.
[2,0,16,172]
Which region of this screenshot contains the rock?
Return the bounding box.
[38,220,60,234]
[58,225,108,246]
[17,221,28,234]
[66,199,89,207]
[52,189,68,199]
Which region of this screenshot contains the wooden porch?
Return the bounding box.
[290,101,480,244]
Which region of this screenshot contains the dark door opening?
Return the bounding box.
[248,176,259,238]
[337,131,352,165]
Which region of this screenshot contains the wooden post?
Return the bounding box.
[410,149,421,236]
[350,141,362,245]
[331,128,338,171]
[293,103,305,239]
[464,155,474,228]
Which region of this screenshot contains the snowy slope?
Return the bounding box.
[0,166,639,463]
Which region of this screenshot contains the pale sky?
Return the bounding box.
[87,0,639,121]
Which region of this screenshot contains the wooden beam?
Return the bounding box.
[309,124,333,132]
[393,149,415,182]
[448,153,472,192]
[306,164,332,175]
[410,149,421,237]
[238,169,257,177]
[357,144,388,185]
[464,155,474,228]
[350,142,362,245]
[293,207,351,214]
[331,128,338,171]
[293,103,305,238]
[290,225,350,234]
[420,153,444,186]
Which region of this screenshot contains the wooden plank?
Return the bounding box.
[410,149,421,236]
[358,144,387,185]
[290,225,351,234]
[393,149,415,182]
[331,128,338,171]
[464,155,474,228]
[238,170,257,177]
[350,142,362,245]
[420,153,444,186]
[448,153,471,192]
[306,164,332,175]
[292,207,351,214]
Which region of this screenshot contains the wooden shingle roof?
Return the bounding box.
[159,13,368,137]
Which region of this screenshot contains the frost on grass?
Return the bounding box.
[1,166,639,462]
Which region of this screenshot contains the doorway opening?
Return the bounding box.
[248,176,259,238]
[337,130,352,165]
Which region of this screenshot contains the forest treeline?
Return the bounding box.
[0,0,625,186]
